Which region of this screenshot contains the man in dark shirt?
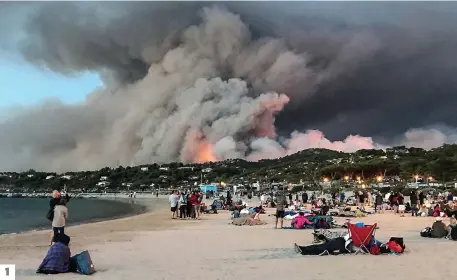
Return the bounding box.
[275,192,288,229]
[302,192,308,204]
[419,192,425,205]
[410,191,418,216]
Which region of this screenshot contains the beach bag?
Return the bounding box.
[70,250,95,275]
[386,241,403,253]
[46,209,54,221]
[420,227,432,238]
[389,237,405,251]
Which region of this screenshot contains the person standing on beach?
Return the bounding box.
[275,192,288,229]
[52,198,68,243]
[169,190,179,219]
[302,192,308,204]
[195,191,203,220]
[375,193,384,213]
[410,190,419,216]
[179,192,188,219]
[186,191,193,218]
[48,190,70,244]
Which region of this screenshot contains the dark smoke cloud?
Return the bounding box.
[1,1,457,171]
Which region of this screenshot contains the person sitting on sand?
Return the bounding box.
[433,204,442,217]
[291,212,313,229]
[37,234,71,274]
[253,205,263,220]
[447,215,457,239]
[431,216,448,238]
[355,208,366,218]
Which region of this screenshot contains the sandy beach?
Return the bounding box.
[1,198,455,280]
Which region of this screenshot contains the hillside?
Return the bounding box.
[2,145,457,192]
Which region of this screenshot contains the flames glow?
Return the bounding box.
[195,142,217,163]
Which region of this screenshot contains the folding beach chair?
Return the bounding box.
[347,222,377,254]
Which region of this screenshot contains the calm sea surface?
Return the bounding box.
[0,198,146,235]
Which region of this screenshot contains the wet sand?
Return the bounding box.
[1,199,455,280]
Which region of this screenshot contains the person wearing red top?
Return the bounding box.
[195,192,203,219]
[291,212,313,229]
[189,192,198,219]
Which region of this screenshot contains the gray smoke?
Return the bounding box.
[1,2,457,172]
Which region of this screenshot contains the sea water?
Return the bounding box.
[0,197,146,235]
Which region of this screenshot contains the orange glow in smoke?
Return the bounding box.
[196,143,217,163]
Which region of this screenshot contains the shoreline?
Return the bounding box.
[0,198,174,261]
[0,196,150,236]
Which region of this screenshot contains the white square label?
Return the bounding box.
[0,265,15,280]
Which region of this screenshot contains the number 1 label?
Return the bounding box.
[0,265,15,280]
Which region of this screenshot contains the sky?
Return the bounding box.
[0,57,102,109]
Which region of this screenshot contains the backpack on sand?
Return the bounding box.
[70,250,95,275]
[420,227,432,238]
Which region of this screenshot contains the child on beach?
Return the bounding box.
[52,199,68,243]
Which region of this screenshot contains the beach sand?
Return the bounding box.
[1,198,455,280]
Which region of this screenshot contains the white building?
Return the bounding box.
[141,167,149,171]
[100,176,108,181]
[46,175,55,180]
[61,175,72,180]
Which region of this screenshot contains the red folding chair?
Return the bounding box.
[347,223,377,254]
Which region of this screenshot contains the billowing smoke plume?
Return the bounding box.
[1,2,457,172]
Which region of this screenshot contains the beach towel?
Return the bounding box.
[282,226,312,230]
[70,251,95,275]
[37,242,71,274]
[231,214,266,226]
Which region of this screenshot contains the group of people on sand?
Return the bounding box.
[169,190,203,220]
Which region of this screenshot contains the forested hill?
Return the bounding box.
[2,145,457,192]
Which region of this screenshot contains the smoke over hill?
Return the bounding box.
[1,2,457,172]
